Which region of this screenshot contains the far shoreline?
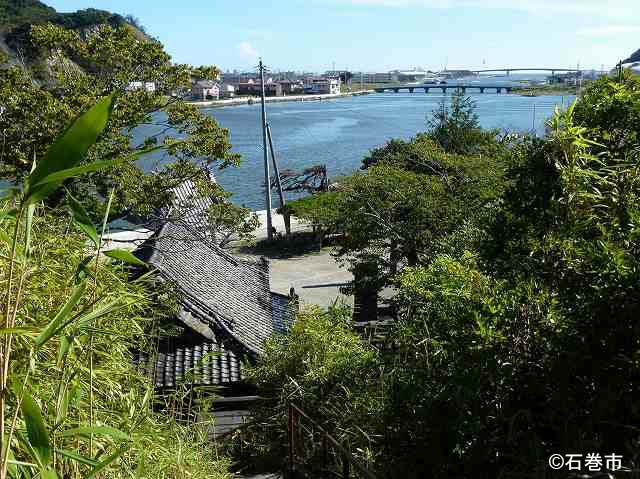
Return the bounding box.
[187,90,375,108]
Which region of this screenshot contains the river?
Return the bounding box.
[203,90,573,209]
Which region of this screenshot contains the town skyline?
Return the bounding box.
[46,0,635,72]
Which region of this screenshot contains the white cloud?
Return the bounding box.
[237,41,258,59]
[577,25,640,36]
[335,0,634,19]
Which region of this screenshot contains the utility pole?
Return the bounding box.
[618,60,624,83]
[266,124,290,236]
[532,103,536,135]
[259,59,273,240]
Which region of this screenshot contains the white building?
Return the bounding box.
[126,81,156,92]
[303,77,341,95]
[191,80,220,101]
[219,83,236,98]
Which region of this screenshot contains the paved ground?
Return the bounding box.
[101,210,355,309]
[236,210,354,309]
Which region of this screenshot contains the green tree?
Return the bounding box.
[0,23,255,237]
[426,90,501,155]
[237,306,382,475]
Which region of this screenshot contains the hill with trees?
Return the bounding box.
[0,0,146,66]
[623,47,640,63]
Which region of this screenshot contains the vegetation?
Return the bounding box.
[0,96,230,478]
[286,91,507,298]
[512,83,578,96]
[623,47,640,64]
[0,19,256,240]
[0,0,131,32]
[241,74,640,477]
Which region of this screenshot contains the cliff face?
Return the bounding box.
[623,48,640,64]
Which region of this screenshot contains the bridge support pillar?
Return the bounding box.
[480,87,485,94]
[409,88,414,93]
[441,87,446,94]
[424,87,430,94]
[496,88,502,94]
[506,70,510,76]
[393,88,399,93]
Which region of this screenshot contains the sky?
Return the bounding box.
[46,0,638,73]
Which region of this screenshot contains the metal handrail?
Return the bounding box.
[287,403,379,479]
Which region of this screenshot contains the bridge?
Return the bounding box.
[469,68,582,76]
[374,84,515,94]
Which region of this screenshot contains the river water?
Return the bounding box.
[204,90,572,209]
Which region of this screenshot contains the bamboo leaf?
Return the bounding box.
[0,327,38,337]
[56,336,74,368]
[104,249,146,267]
[59,426,131,442]
[0,209,18,221]
[18,390,51,467]
[67,194,99,248]
[3,438,20,478]
[35,282,87,347]
[73,256,95,284]
[39,468,59,479]
[30,145,164,188]
[76,298,128,329]
[85,445,131,479]
[54,448,98,467]
[24,94,116,204]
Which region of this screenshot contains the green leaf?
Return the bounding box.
[104,249,146,267]
[77,299,130,328]
[86,445,131,479]
[3,438,20,478]
[59,426,131,442]
[0,209,18,221]
[39,468,59,479]
[0,327,39,337]
[73,256,95,284]
[35,282,87,347]
[56,335,74,368]
[54,448,98,467]
[18,390,51,467]
[67,194,99,248]
[24,94,116,205]
[29,145,164,188]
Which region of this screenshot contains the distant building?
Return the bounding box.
[303,77,341,94]
[219,83,236,99]
[220,72,257,85]
[276,80,304,95]
[236,79,283,97]
[126,81,156,92]
[192,80,220,100]
[358,72,395,84]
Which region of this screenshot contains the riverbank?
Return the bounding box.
[513,85,579,97]
[187,90,374,108]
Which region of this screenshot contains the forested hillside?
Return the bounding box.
[0,0,145,66]
[624,47,640,63]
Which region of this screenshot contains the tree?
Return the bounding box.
[426,90,501,155]
[0,23,255,240]
[288,136,505,303]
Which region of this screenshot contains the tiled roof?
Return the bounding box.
[135,179,297,388]
[146,323,246,388]
[141,221,274,355]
